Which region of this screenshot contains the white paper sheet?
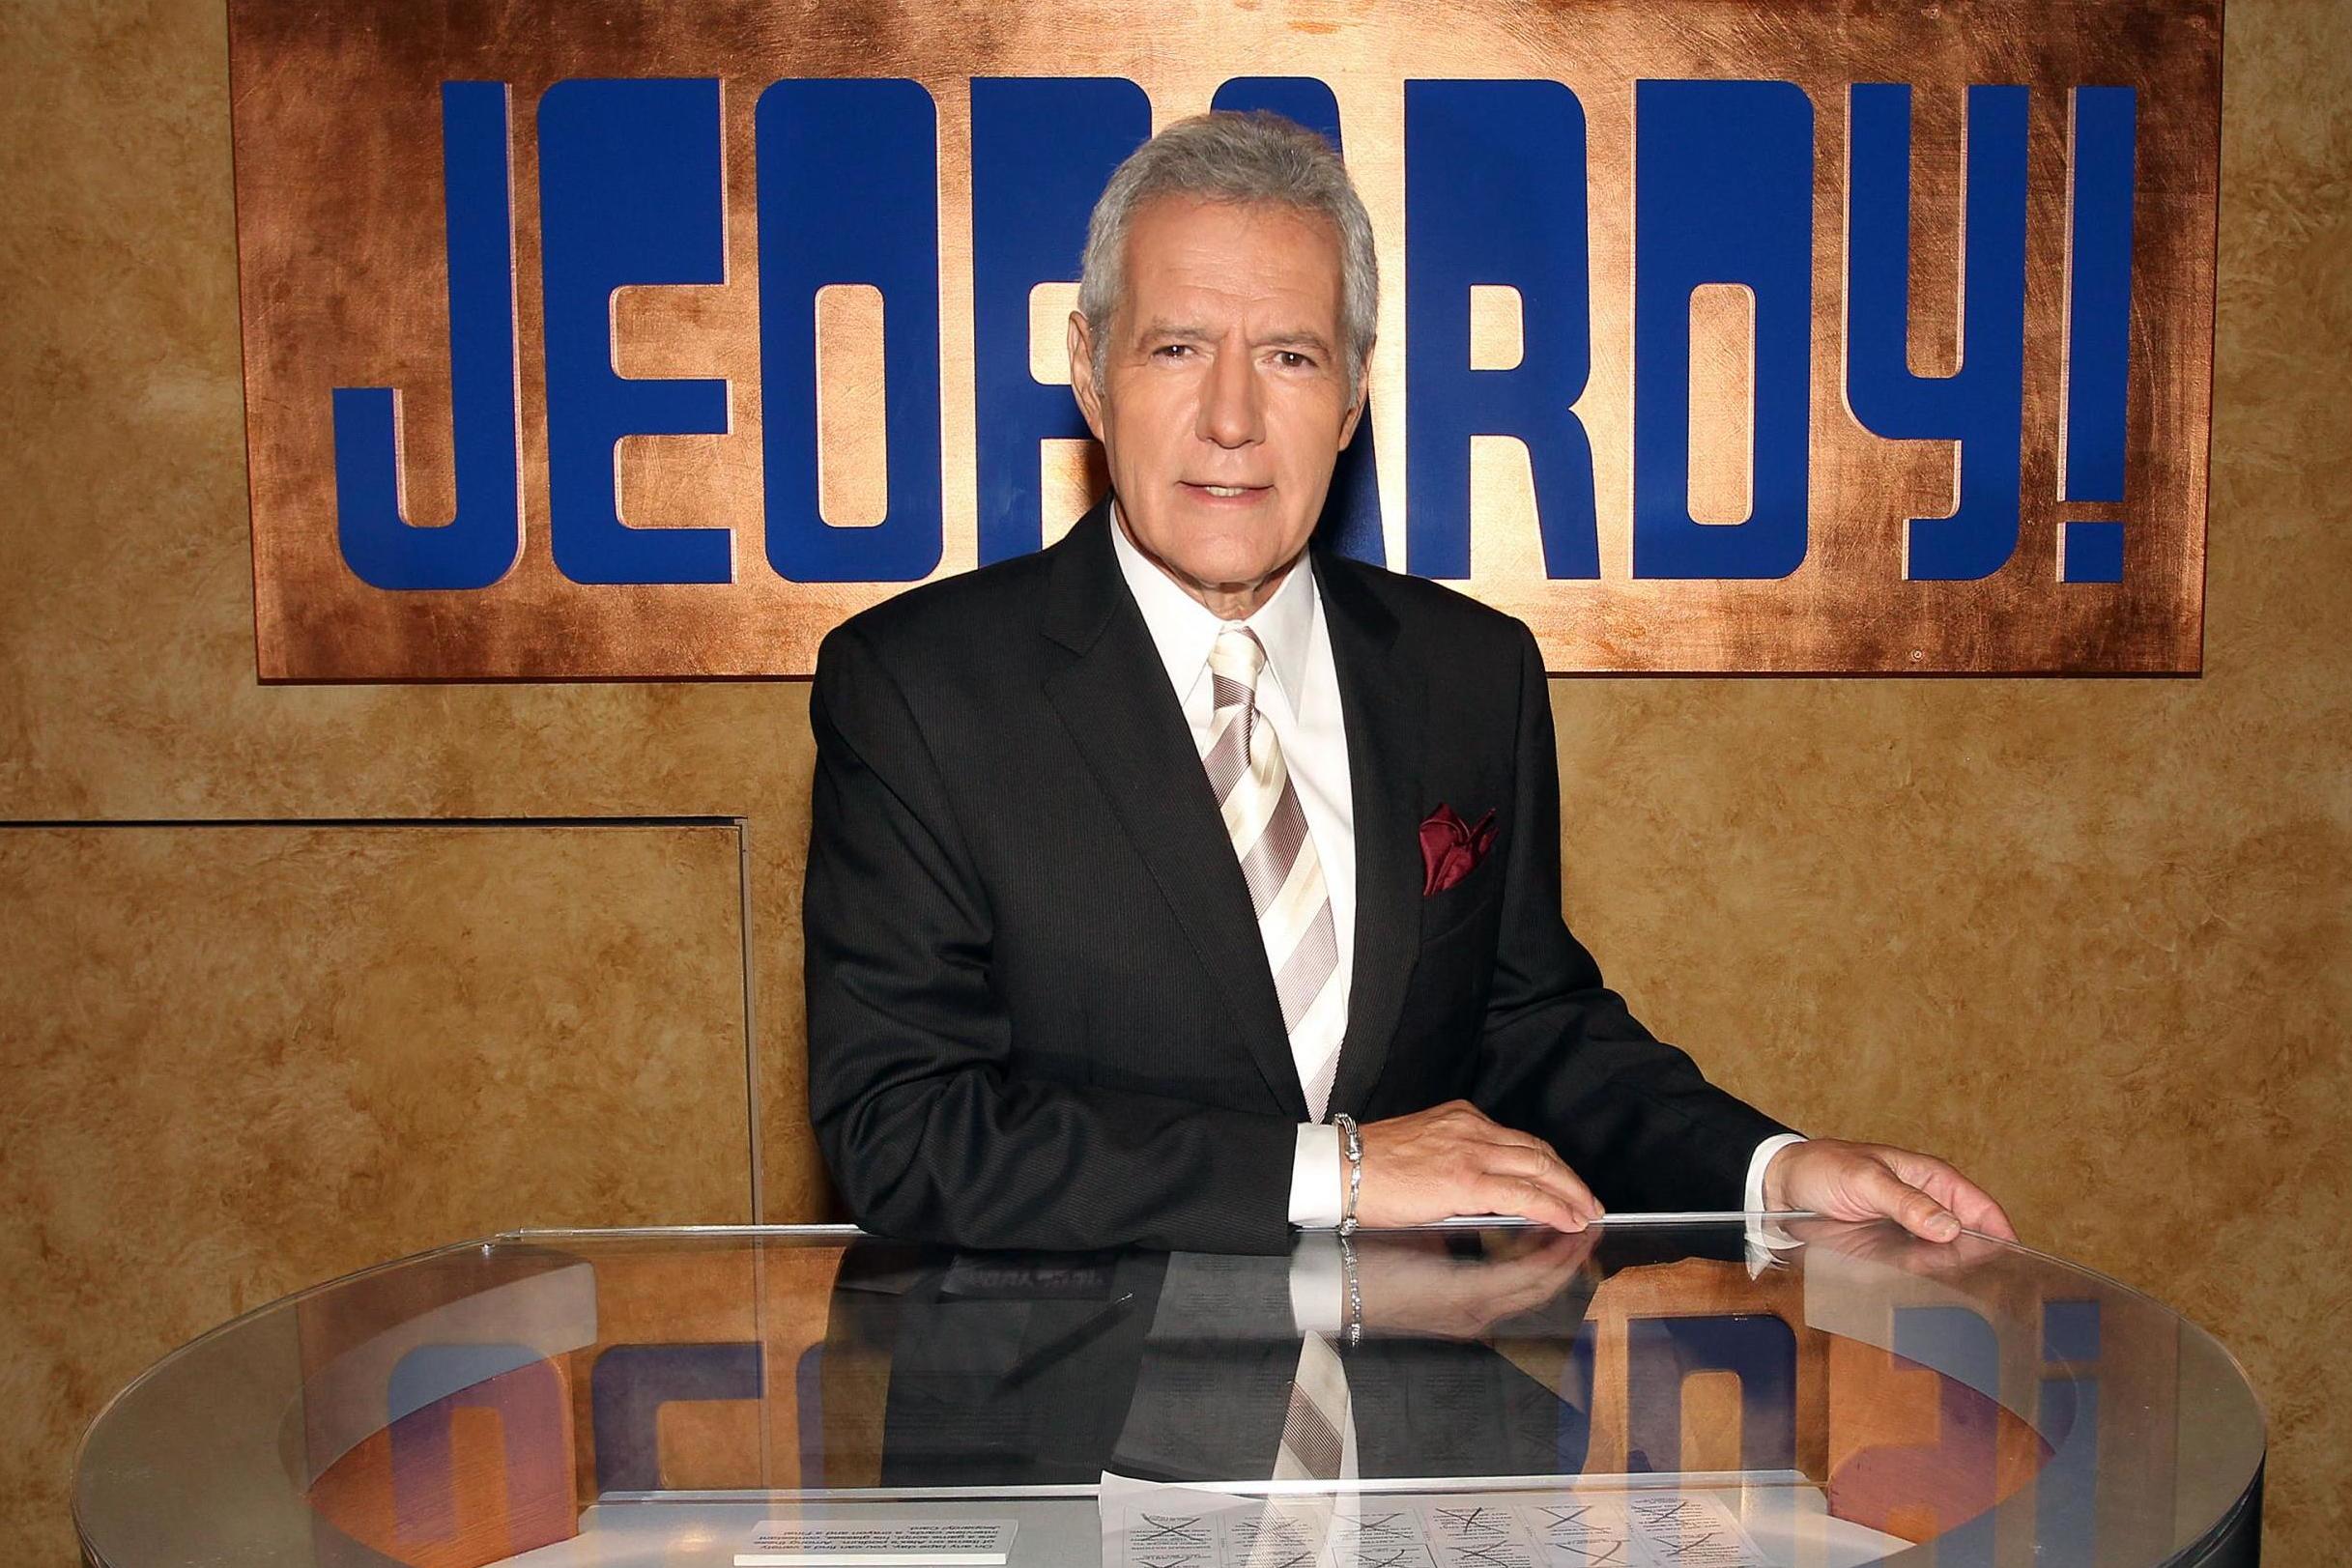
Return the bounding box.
[737,1519,1019,1567]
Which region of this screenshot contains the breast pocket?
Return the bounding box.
[1420,861,1503,950]
[1389,883,1502,1101]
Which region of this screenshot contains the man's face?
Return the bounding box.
[1069,194,1368,614]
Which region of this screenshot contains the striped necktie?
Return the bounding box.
[1204,627,1359,1513]
[1204,624,1343,1121]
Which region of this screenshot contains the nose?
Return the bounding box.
[1195,340,1264,449]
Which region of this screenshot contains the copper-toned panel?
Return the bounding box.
[226,0,2220,677]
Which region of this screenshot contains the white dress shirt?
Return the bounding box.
[1107,505,1799,1231]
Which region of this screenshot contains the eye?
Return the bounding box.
[1153,343,1194,360]
[1275,351,1315,369]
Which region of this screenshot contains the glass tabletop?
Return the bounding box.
[73,1218,2263,1568]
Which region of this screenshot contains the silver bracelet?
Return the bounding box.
[1338,1233,1363,1349]
[1333,1112,1364,1236]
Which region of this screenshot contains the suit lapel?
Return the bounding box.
[1317,554,1424,1117]
[1040,503,1308,1121]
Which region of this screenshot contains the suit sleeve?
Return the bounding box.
[1469,624,1795,1212]
[803,624,1300,1255]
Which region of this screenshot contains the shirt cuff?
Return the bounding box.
[1288,1122,1346,1228]
[1744,1133,1807,1276]
[1745,1132,1808,1214]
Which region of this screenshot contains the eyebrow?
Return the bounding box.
[1258,329,1334,356]
[1135,320,1334,356]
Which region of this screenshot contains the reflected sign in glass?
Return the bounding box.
[229,0,2220,677]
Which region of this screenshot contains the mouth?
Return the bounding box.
[1180,482,1273,503]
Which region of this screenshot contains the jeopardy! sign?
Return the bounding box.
[227,0,2221,677]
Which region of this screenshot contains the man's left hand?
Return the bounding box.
[1762,1139,2017,1243]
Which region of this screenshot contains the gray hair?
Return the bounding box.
[1076,110,1379,403]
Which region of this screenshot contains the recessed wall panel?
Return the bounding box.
[0,822,752,1568]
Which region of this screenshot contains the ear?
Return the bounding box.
[1335,342,1375,449]
[1067,309,1107,442]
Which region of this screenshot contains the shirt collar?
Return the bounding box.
[1107,498,1319,707]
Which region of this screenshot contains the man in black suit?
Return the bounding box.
[804,111,2012,1258]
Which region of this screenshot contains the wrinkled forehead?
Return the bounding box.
[1116,194,1346,327]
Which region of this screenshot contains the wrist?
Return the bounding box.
[1333,1113,1365,1234]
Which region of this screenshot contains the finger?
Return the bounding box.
[1487,1131,1606,1217]
[1477,1124,1558,1156]
[1472,1174,1568,1229]
[1883,1152,2019,1242]
[1907,1165,2016,1240]
[1853,1162,1962,1242]
[1539,1137,1607,1221]
[1943,1183,2017,1241]
[1477,1175,1590,1233]
[1456,1119,1598,1210]
[1483,1143,1604,1224]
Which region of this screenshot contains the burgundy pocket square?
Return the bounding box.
[1419,804,1498,896]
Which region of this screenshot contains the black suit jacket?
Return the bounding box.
[804,499,1791,1253]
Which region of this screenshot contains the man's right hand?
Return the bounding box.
[1355,1099,1603,1230]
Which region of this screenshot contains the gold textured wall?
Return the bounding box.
[0,822,757,1563]
[0,1,2341,1564]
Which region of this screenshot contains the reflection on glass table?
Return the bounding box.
[74,1218,2263,1568]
